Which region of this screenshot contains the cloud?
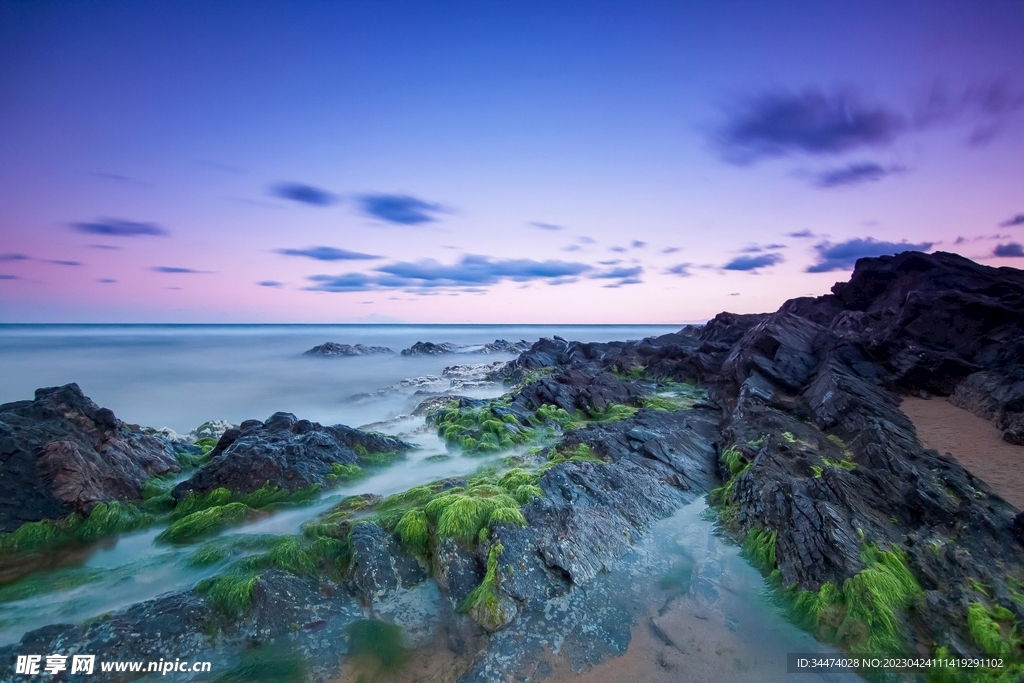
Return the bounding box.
[739,243,787,253]
[914,81,1024,145]
[999,214,1024,227]
[576,236,596,244]
[716,88,905,163]
[665,263,693,277]
[813,162,903,188]
[562,245,582,252]
[603,277,643,288]
[72,219,167,236]
[609,246,627,253]
[96,278,117,283]
[599,259,622,265]
[787,230,816,238]
[308,255,593,293]
[45,260,83,266]
[0,274,17,280]
[359,194,444,225]
[591,266,643,280]
[0,253,29,261]
[270,182,337,206]
[89,172,153,188]
[151,266,209,274]
[258,280,283,287]
[87,244,121,250]
[994,243,1024,258]
[661,247,681,254]
[724,253,784,271]
[806,237,933,272]
[631,240,646,248]
[275,246,382,261]
[529,221,564,231]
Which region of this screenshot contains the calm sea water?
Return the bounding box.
[0,324,681,432]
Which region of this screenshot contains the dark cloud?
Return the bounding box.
[603,277,643,288]
[806,237,933,273]
[308,255,592,293]
[631,240,646,248]
[96,278,117,283]
[915,81,1024,146]
[359,194,443,225]
[609,246,627,253]
[151,266,209,274]
[591,266,643,280]
[270,183,338,206]
[813,162,903,188]
[275,246,382,261]
[661,247,681,254]
[0,253,29,261]
[599,259,623,266]
[665,263,693,277]
[724,253,784,271]
[999,214,1024,227]
[0,274,17,280]
[717,88,905,163]
[786,230,816,238]
[258,280,283,287]
[72,219,167,237]
[739,243,787,253]
[529,221,564,231]
[46,260,83,266]
[87,244,122,250]
[994,243,1024,258]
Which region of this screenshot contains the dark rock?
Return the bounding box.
[0,384,181,532]
[172,413,413,499]
[347,522,426,605]
[433,537,484,605]
[401,341,461,356]
[303,342,393,357]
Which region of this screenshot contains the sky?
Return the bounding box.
[1,0,1023,323]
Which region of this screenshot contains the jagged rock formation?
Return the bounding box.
[303,342,393,357]
[172,412,414,499]
[0,384,182,532]
[400,339,532,356]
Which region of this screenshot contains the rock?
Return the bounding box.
[0,384,181,532]
[400,340,533,356]
[303,342,394,357]
[401,341,461,356]
[347,522,426,605]
[172,412,413,499]
[433,537,484,605]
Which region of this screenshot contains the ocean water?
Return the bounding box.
[0,324,681,432]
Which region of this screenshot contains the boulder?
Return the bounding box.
[303,342,393,357]
[0,384,181,532]
[172,412,413,499]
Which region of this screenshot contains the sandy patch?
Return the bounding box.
[902,396,1024,510]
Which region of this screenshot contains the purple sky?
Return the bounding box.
[1,1,1023,323]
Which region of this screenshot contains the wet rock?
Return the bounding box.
[433,537,484,605]
[347,522,426,605]
[0,384,181,532]
[401,341,461,356]
[303,342,393,357]
[172,413,413,499]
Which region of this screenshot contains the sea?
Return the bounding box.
[0,324,681,433]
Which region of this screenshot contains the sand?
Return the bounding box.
[901,396,1024,510]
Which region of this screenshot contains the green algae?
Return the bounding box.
[459,543,508,629]
[157,502,254,543]
[213,643,307,683]
[196,570,260,616]
[0,501,153,554]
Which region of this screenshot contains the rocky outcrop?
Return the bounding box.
[172,412,413,499]
[400,339,532,356]
[347,523,427,605]
[0,384,181,532]
[303,342,393,357]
